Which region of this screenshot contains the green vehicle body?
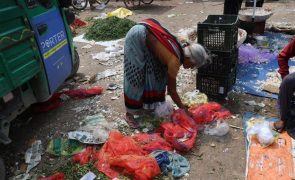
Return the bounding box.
[0,0,79,144]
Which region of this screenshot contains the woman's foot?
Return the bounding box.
[125,112,140,129]
[272,120,285,133]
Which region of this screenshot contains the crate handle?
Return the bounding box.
[208,28,220,32]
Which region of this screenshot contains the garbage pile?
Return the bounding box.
[28,88,232,179]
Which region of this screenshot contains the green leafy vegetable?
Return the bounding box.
[85,16,136,41]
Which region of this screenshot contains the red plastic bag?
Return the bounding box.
[171,109,198,132]
[156,110,197,152]
[63,86,103,99]
[189,102,231,125]
[132,133,173,153]
[35,87,103,112]
[158,122,197,152]
[38,172,65,180]
[71,18,88,29]
[95,131,147,179]
[72,146,97,165]
[109,155,160,180]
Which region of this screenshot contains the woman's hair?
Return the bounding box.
[183,43,211,68]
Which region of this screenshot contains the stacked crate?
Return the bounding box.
[197,15,239,99]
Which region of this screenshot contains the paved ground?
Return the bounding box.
[1,0,295,179]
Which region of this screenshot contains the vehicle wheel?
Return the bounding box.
[71,49,80,76]
[95,0,110,4]
[141,0,153,4]
[0,157,5,180]
[71,0,88,10]
[124,0,140,9]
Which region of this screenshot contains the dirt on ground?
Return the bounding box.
[1,0,295,179]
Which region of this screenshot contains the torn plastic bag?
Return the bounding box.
[151,150,190,178]
[246,118,277,147]
[72,147,97,165]
[95,131,146,179]
[155,101,174,118]
[46,138,83,156]
[132,133,173,153]
[36,87,103,112]
[204,120,230,136]
[62,87,103,99]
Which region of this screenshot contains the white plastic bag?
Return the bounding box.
[204,120,230,136]
[246,119,275,147]
[155,101,174,118]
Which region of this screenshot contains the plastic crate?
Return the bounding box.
[198,15,238,52]
[198,48,238,75]
[196,71,236,99]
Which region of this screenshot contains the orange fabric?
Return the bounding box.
[247,132,294,180]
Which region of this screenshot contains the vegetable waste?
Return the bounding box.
[85,16,136,41]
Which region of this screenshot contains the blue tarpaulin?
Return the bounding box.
[233,32,294,99]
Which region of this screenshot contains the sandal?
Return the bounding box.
[125,113,140,129]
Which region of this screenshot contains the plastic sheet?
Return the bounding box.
[239,44,277,64]
[132,133,173,153]
[68,131,102,144]
[151,150,190,178]
[107,7,133,18]
[189,102,231,125]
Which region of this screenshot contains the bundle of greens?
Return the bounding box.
[85,16,136,41]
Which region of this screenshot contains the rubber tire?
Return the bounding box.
[95,0,110,5]
[124,0,140,9]
[71,49,80,76]
[141,0,153,4]
[71,0,88,10]
[0,157,5,180]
